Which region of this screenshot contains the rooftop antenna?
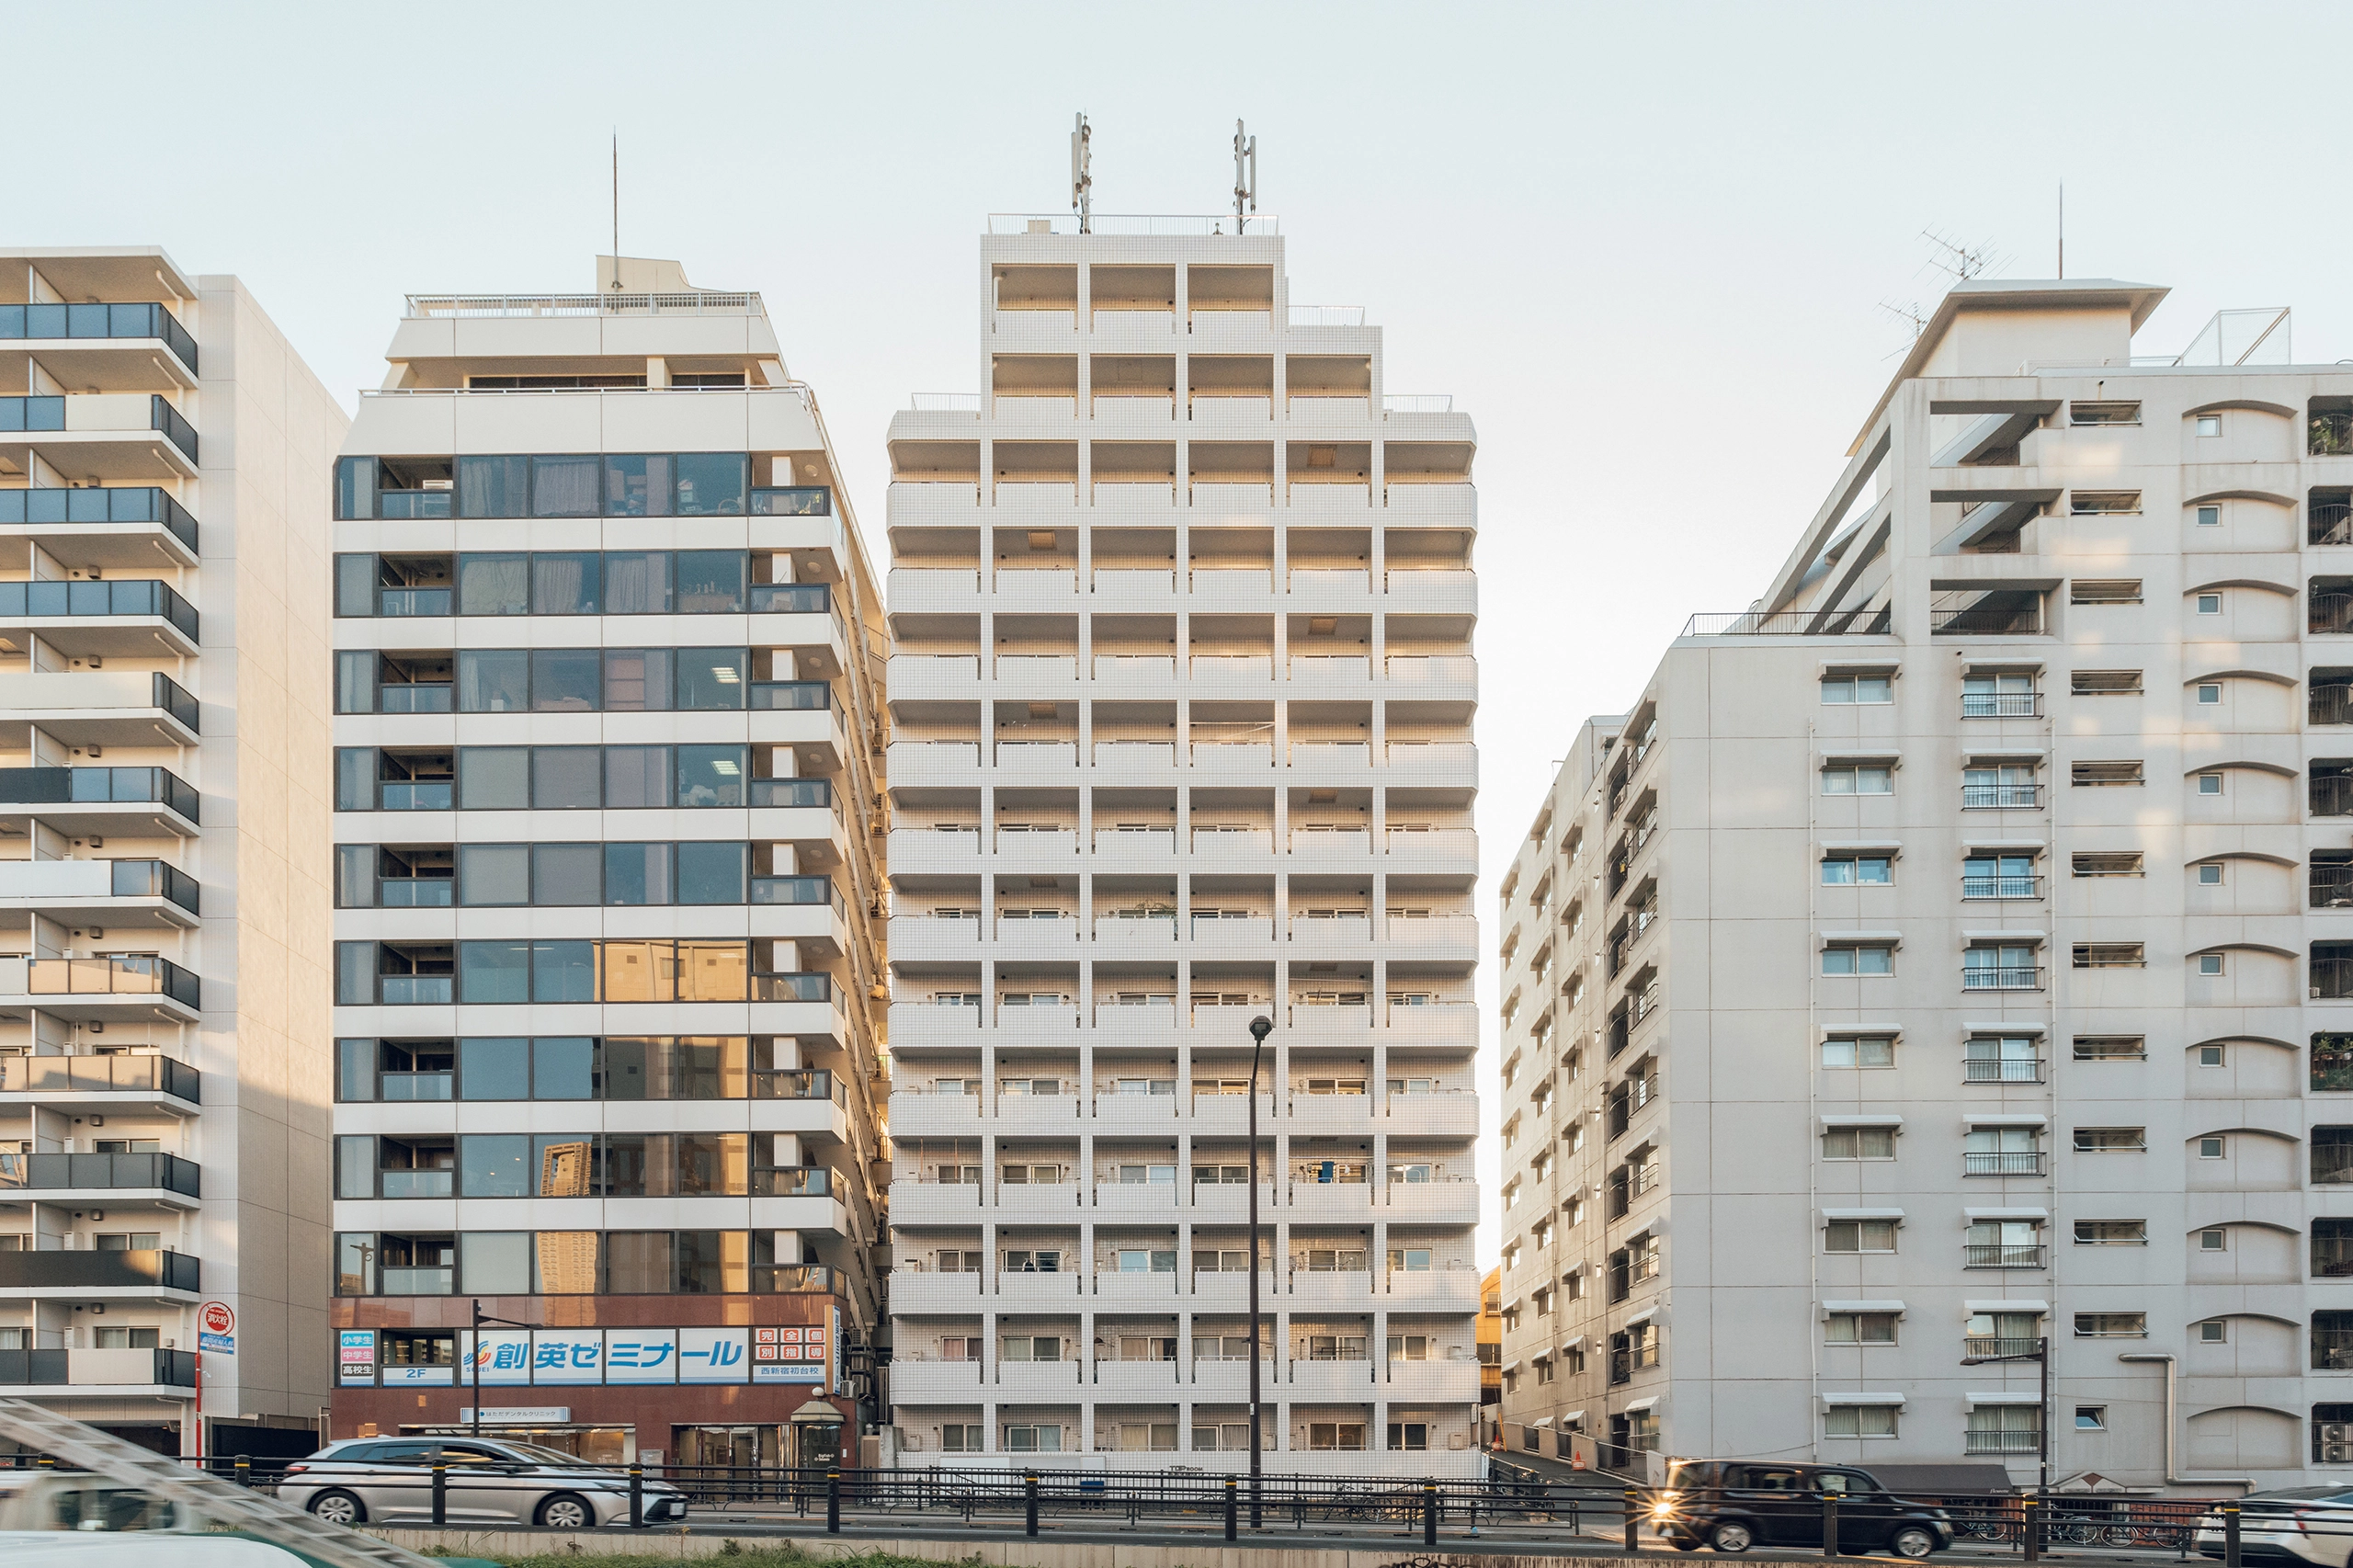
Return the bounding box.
[1070,112,1093,235]
[1233,119,1257,230]
[1919,227,2004,284]
[1878,297,1932,341]
[609,131,620,292]
[2057,182,2064,279]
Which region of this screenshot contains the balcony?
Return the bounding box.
[0,1347,197,1391]
[0,1151,199,1203]
[0,579,199,655]
[1962,1337,2045,1361]
[0,767,199,838]
[0,1248,199,1295]
[1963,1152,2045,1176]
[1961,876,2042,901]
[0,488,198,561]
[1964,1429,2042,1456]
[1961,965,2042,992]
[0,858,199,926]
[0,394,198,476]
[1964,1244,2046,1269]
[1961,692,2042,719]
[0,1051,199,1107]
[1961,784,2040,810]
[1964,1059,2044,1084]
[1932,590,2043,636]
[0,670,199,747]
[0,302,198,379]
[0,954,201,1021]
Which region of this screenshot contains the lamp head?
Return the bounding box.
[1248,1016,1274,1042]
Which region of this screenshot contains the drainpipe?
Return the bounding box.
[2117,1354,2252,1491]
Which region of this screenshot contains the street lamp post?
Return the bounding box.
[1246,1014,1273,1528]
[468,1299,534,1442]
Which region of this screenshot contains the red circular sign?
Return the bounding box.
[200,1302,234,1335]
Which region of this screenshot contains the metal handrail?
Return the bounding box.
[404,292,763,317]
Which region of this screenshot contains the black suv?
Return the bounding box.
[1656,1461,1956,1557]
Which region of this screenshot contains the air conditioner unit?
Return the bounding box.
[2324,1423,2353,1464]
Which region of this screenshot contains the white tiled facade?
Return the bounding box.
[0,247,345,1453]
[326,261,889,1469]
[882,217,1483,1474]
[1495,278,2353,1490]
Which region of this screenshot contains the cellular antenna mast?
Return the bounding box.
[1233,119,1257,227]
[2057,182,2064,279]
[610,131,620,291]
[1071,112,1093,234]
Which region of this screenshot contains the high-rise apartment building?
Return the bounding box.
[883,215,1482,1474]
[326,259,890,1472]
[0,247,345,1455]
[1495,277,2353,1491]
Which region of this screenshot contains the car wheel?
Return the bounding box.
[307,1490,366,1527]
[536,1492,595,1529]
[1708,1521,1754,1553]
[1889,1526,1938,1559]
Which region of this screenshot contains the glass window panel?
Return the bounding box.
[603,649,673,711]
[458,844,530,906]
[532,747,602,809]
[536,1135,595,1196]
[676,1038,746,1099]
[533,1037,595,1100]
[676,648,749,710]
[531,551,600,615]
[335,553,376,616]
[457,650,529,712]
[676,841,747,904]
[335,941,376,1006]
[335,650,377,714]
[337,1038,375,1102]
[335,458,378,521]
[605,1232,673,1293]
[336,748,376,812]
[459,941,529,1004]
[602,551,670,614]
[602,455,673,518]
[533,940,597,1003]
[457,456,529,518]
[456,553,529,615]
[335,843,375,907]
[598,1038,655,1101]
[605,843,673,905]
[530,455,601,517]
[678,941,749,1002]
[460,1231,532,1295]
[533,1231,601,1294]
[336,1233,375,1295]
[532,844,602,905]
[461,1134,529,1197]
[459,747,529,809]
[530,649,602,712]
[336,1135,375,1199]
[673,453,748,516]
[460,1038,529,1100]
[676,1229,747,1292]
[677,744,746,806]
[604,746,673,808]
[674,551,745,613]
[599,941,671,1003]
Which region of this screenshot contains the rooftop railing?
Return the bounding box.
[985,213,1280,237]
[404,292,763,318]
[1682,607,1892,636]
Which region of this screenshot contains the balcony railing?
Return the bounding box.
[1962,965,2042,991]
[0,1347,196,1389]
[0,487,198,551]
[1680,608,1892,636]
[0,1249,198,1292]
[21,955,200,1008]
[751,680,834,711]
[0,303,198,373]
[2315,959,2353,1001]
[1964,1244,2046,1269]
[1933,593,2042,636]
[0,1052,199,1102]
[750,487,832,517]
[1961,784,2040,810]
[0,766,199,824]
[1963,1152,2046,1176]
[0,580,198,642]
[1964,1430,2042,1455]
[1,1151,205,1196]
[1961,692,2042,718]
[1961,876,2042,900]
[1962,1336,2045,1360]
[751,778,835,809]
[1963,1059,2044,1084]
[2316,686,2353,726]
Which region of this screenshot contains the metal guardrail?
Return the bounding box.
[405,292,761,317]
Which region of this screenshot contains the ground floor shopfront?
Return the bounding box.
[327,1385,853,1471]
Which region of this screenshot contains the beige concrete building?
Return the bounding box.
[325,258,890,1471]
[1495,278,2353,1492]
[882,213,1483,1474]
[0,247,345,1454]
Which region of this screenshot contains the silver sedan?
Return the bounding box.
[278,1437,687,1528]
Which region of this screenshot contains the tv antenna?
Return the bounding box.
[1233,119,1257,228]
[1876,296,1932,344]
[1070,112,1093,234]
[609,131,620,291]
[1919,227,2004,284]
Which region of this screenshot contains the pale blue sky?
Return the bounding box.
[13,0,2353,1251]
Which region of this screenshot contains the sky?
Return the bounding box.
[12,0,2353,1260]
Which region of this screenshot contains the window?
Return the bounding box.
[1963,854,2037,899]
[1824,1404,1898,1438]
[2198,953,2225,976]
[2198,863,2225,886]
[1825,1219,1898,1254]
[2074,1220,2147,1245]
[1821,1035,1894,1068]
[2200,1320,2229,1344]
[1001,1424,1062,1453]
[1821,674,1893,704]
[2074,943,2145,969]
[1963,764,2038,808]
[1821,764,1893,795]
[2197,417,2223,439]
[1822,945,1893,976]
[2072,491,2142,514]
[2198,683,2224,705]
[1963,944,2040,990]
[2075,1312,2148,1338]
[2200,1136,2228,1159]
[2071,402,2142,427]
[2071,579,2143,605]
[2316,1034,2353,1092]
[2075,1127,2146,1152]
[1962,672,2037,718]
[2072,669,2143,695]
[2200,1229,2229,1252]
[1824,1312,1898,1344]
[2197,593,2223,615]
[2072,760,2145,786]
[1965,1035,2040,1083]
[2198,1043,2227,1066]
[1822,1126,1897,1160]
[2076,1406,2109,1431]
[2198,772,2224,795]
[2072,851,2143,877]
[1306,1423,1368,1452]
[1821,856,1893,886]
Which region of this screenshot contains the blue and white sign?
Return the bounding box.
[605,1330,677,1385]
[465,1329,531,1386]
[381,1365,453,1386]
[678,1327,749,1384]
[530,1330,604,1385]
